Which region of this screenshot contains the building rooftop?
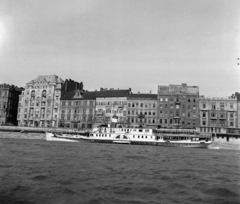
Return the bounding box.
[96,89,131,98]
[61,89,131,100]
[0,84,24,92]
[199,95,237,100]
[128,93,157,99]
[61,91,99,100]
[27,75,64,85]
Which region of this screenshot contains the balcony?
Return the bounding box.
[219,113,226,120]
[210,114,217,119]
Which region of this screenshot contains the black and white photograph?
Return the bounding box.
[0,0,240,203]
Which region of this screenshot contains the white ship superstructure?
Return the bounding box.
[89,127,212,148]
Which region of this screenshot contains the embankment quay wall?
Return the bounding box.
[0,132,45,140]
[0,126,91,133]
[0,126,92,140]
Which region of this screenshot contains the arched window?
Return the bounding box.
[31,90,35,100]
[42,90,46,100]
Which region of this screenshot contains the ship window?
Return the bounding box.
[133,136,135,138]
[145,136,147,139]
[139,129,143,132]
[123,136,128,139]
[116,135,120,139]
[138,136,140,138]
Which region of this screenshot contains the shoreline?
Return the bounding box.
[0,125,91,134]
[1,132,240,150]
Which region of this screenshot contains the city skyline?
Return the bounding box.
[0,0,240,97]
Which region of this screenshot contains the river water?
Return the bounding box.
[0,138,240,204]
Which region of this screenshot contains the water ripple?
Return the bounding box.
[0,138,240,204]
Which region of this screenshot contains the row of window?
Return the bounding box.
[128,118,157,123]
[159,119,196,126]
[61,108,93,114]
[200,127,222,133]
[95,134,154,139]
[159,98,197,103]
[127,118,196,126]
[96,101,127,106]
[97,109,126,115]
[201,120,234,127]
[59,123,92,129]
[159,104,196,109]
[61,115,93,121]
[23,107,54,113]
[202,112,234,118]
[62,100,94,107]
[25,101,54,107]
[100,128,150,133]
[23,114,57,119]
[201,102,235,109]
[128,110,156,116]
[159,111,196,118]
[128,103,156,108]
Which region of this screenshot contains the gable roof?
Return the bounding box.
[61,89,131,100]
[96,89,131,98]
[61,91,99,100]
[27,75,64,84]
[128,93,157,100]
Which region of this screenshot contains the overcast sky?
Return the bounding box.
[0,0,239,97]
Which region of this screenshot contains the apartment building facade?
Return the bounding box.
[95,89,131,126]
[157,83,199,128]
[59,90,97,129]
[199,95,238,133]
[17,75,65,127]
[127,94,158,128]
[0,84,23,125]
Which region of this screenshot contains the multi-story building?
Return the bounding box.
[199,95,238,133]
[157,83,199,128]
[17,75,82,128]
[127,94,158,128]
[235,92,240,129]
[95,88,131,127]
[59,90,97,129]
[17,75,64,127]
[0,84,23,125]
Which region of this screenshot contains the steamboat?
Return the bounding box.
[89,126,212,148]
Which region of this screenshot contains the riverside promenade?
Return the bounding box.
[0,126,91,140]
[1,126,240,150]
